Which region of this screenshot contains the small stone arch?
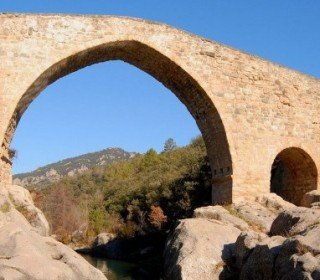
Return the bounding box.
[270,147,318,205]
[2,40,233,203]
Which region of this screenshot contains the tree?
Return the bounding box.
[148,205,167,230]
[163,138,177,152]
[42,183,86,239]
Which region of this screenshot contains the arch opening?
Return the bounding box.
[1,40,233,204]
[270,147,318,205]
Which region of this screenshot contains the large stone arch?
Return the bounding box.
[1,40,233,203]
[0,14,320,203]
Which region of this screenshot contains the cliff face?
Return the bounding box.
[164,193,320,280]
[13,148,137,188]
[0,184,107,280]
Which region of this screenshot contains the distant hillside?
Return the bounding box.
[13,148,137,187]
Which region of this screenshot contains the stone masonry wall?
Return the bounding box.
[0,13,319,203]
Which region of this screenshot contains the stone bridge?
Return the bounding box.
[0,13,319,205]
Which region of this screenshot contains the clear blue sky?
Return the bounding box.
[1,1,319,174]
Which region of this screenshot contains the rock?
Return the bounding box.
[232,200,276,233]
[234,231,267,269]
[236,234,285,280]
[240,245,273,280]
[274,239,320,280]
[311,202,320,209]
[93,232,115,247]
[270,207,320,236]
[163,193,320,279]
[255,193,295,213]
[0,184,107,279]
[6,184,50,236]
[71,229,86,244]
[259,235,286,255]
[193,205,249,230]
[0,222,106,280]
[163,218,241,280]
[294,223,320,255]
[301,190,320,208]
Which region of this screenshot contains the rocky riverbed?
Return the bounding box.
[2,183,320,280]
[164,193,320,279]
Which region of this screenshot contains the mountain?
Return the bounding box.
[13,148,138,188]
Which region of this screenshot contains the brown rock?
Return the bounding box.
[301,190,320,208]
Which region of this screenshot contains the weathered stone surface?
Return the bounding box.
[93,232,116,247]
[0,223,106,280]
[255,193,295,213]
[232,200,276,233]
[236,234,285,280]
[164,197,320,279]
[270,207,320,236]
[163,218,241,280]
[234,231,267,269]
[301,190,320,208]
[274,239,320,280]
[0,14,320,204]
[227,194,295,234]
[294,224,320,255]
[6,184,50,236]
[71,228,87,244]
[240,245,274,280]
[193,205,249,230]
[311,202,320,209]
[0,184,107,279]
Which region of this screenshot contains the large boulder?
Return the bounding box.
[240,245,274,280]
[255,193,295,213]
[164,194,320,279]
[301,190,320,208]
[193,205,249,230]
[274,239,320,280]
[270,207,320,236]
[6,184,50,236]
[234,232,285,280]
[234,231,267,269]
[0,184,106,280]
[293,223,320,255]
[232,200,276,233]
[93,232,116,247]
[163,218,241,280]
[0,222,106,280]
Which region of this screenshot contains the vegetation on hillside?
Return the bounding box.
[14,148,137,187]
[30,136,212,243]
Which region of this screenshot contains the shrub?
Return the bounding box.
[148,205,167,230]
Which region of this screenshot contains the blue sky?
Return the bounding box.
[1,1,319,174]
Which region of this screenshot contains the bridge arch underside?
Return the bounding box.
[270,147,318,206]
[2,40,233,204]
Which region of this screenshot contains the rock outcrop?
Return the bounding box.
[0,184,106,280]
[270,207,320,236]
[164,193,320,280]
[164,218,241,279]
[301,190,320,208]
[6,184,50,236]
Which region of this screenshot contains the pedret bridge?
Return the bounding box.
[0,14,319,205]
